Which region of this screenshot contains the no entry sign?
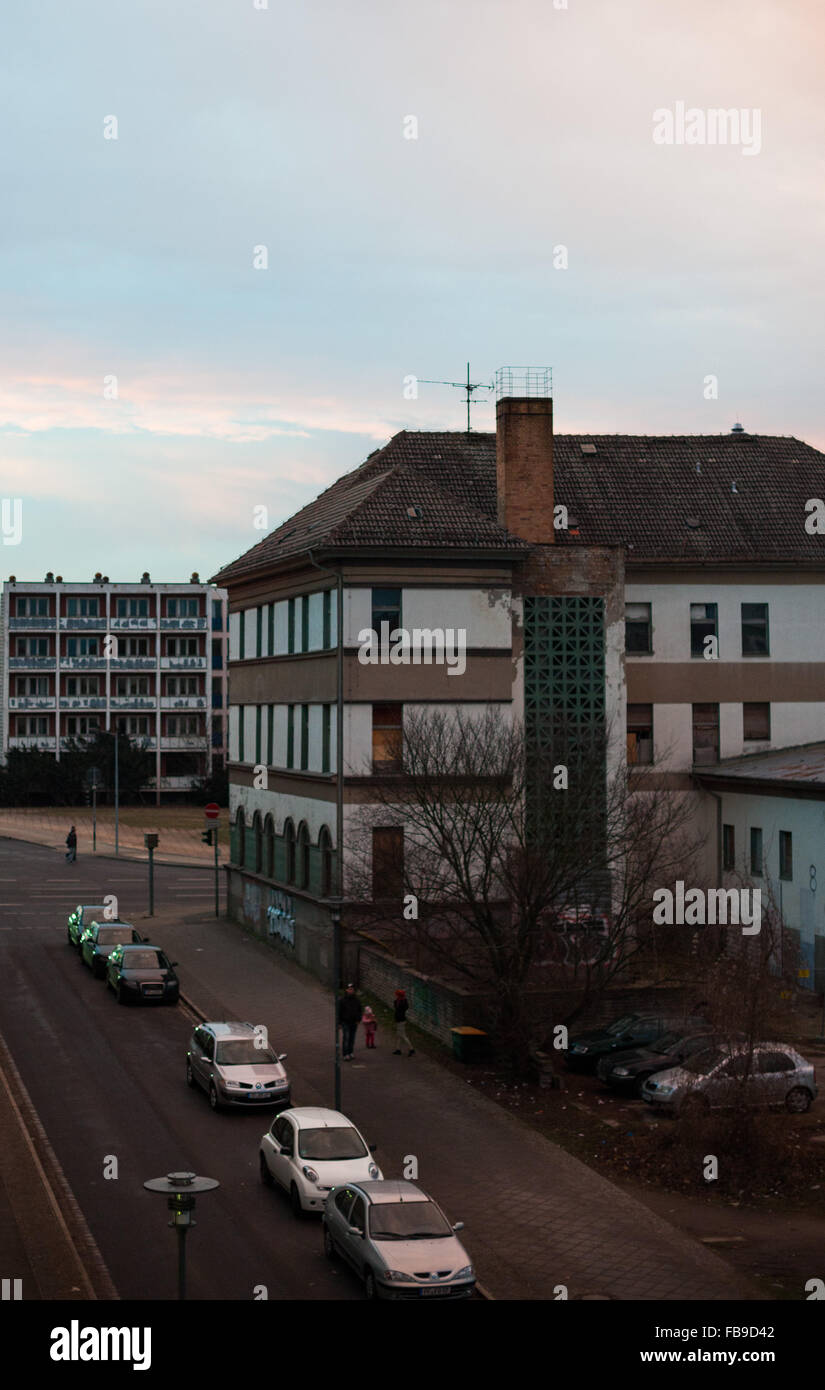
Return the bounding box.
[204,803,220,821]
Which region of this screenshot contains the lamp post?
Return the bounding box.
[330,898,342,1110]
[144,833,158,915]
[143,1171,219,1300]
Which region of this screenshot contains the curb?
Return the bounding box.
[0,831,214,870]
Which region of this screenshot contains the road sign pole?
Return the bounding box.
[115,731,119,857]
[214,824,219,918]
[149,847,154,916]
[92,782,97,853]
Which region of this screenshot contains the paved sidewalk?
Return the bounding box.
[149,906,760,1302]
[0,809,212,867]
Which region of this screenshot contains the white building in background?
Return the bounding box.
[1,573,229,800]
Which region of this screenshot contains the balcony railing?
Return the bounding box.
[160,617,206,630]
[160,696,206,709]
[110,696,157,709]
[9,697,54,710]
[161,736,204,749]
[109,617,156,629]
[143,776,199,790]
[59,697,107,710]
[9,737,56,750]
[8,656,54,668]
[60,657,107,669]
[9,617,56,629]
[60,617,106,630]
[160,656,206,669]
[106,657,156,669]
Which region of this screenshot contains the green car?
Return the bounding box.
[67,904,109,949]
[80,920,145,977]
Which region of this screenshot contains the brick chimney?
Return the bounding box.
[496,395,555,543]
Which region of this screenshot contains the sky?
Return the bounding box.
[2,0,824,584]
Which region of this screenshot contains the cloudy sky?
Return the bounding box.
[2,0,823,583]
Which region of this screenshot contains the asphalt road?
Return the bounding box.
[0,838,358,1300]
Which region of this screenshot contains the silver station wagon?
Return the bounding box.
[323,1179,475,1300]
[186,1021,290,1111]
[641,1043,817,1116]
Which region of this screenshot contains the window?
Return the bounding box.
[67,597,100,617]
[319,826,333,897]
[124,637,151,656]
[334,1188,355,1221]
[372,826,404,899]
[741,603,769,656]
[17,597,49,616]
[625,603,651,654]
[167,597,198,618]
[779,831,792,882]
[757,1051,794,1074]
[117,716,150,736]
[116,676,150,696]
[690,603,718,658]
[286,705,295,769]
[722,824,735,872]
[372,703,403,772]
[239,610,245,659]
[166,676,199,696]
[372,587,401,638]
[65,716,100,736]
[255,705,262,763]
[300,706,309,770]
[166,637,199,656]
[264,814,275,879]
[297,822,310,889]
[66,676,100,696]
[16,637,49,656]
[236,808,246,868]
[256,607,263,658]
[692,703,719,765]
[750,827,763,877]
[267,603,274,655]
[285,820,296,883]
[348,1195,366,1235]
[322,704,331,773]
[252,812,263,874]
[743,703,770,741]
[238,706,245,762]
[17,676,49,695]
[301,595,309,653]
[17,716,49,736]
[322,590,332,649]
[287,598,295,653]
[116,598,149,617]
[167,716,199,736]
[626,704,653,765]
[66,637,99,656]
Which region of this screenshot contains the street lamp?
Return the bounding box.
[329,897,342,1110]
[143,1170,219,1300]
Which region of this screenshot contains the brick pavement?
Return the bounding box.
[149,905,761,1302]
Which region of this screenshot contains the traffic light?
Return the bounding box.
[201,828,214,846]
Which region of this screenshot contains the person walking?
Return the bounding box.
[393,988,414,1056]
[362,1005,377,1049]
[65,825,77,863]
[338,983,363,1061]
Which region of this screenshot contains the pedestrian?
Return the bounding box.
[362,1005,377,1049]
[393,988,414,1056]
[338,983,363,1061]
[65,825,77,863]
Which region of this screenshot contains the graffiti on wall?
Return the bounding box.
[267,889,295,947]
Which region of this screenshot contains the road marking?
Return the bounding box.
[1,1279,22,1300]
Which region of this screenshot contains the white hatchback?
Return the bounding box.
[259,1107,382,1214]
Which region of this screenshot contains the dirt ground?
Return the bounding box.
[0,805,220,862]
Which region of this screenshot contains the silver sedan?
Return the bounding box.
[641,1043,817,1116]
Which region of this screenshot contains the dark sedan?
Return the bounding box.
[80,921,145,976]
[596,1027,715,1094]
[106,944,179,1005]
[565,1013,691,1072]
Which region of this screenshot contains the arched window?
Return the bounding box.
[252,811,263,874]
[284,819,296,884]
[319,825,333,898]
[297,822,311,891]
[263,813,275,879]
[236,807,246,868]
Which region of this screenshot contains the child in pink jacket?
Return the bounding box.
[362,1005,377,1049]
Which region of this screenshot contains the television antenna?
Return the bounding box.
[418,362,491,433]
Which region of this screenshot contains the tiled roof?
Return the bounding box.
[213,429,825,583]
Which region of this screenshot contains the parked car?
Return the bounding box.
[597,1025,716,1094]
[67,904,109,948]
[322,1180,475,1301]
[565,1013,693,1072]
[186,1021,290,1111]
[80,920,145,976]
[641,1043,817,1116]
[260,1107,381,1213]
[106,943,179,1005]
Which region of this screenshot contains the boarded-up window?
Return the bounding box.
[627,704,653,765]
[372,826,404,900]
[743,702,770,741]
[692,703,719,765]
[372,704,402,772]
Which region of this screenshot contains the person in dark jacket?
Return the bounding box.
[338,984,363,1060]
[65,826,77,863]
[393,988,414,1056]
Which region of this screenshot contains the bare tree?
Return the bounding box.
[346,706,702,1068]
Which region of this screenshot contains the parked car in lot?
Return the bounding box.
[566,1013,693,1072]
[597,1025,717,1094]
[323,1180,475,1301]
[186,1021,290,1111]
[106,944,179,1005]
[641,1043,817,1116]
[80,920,145,976]
[67,904,109,948]
[260,1107,381,1213]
